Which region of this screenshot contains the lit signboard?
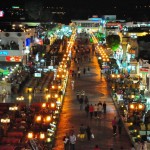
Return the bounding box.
[34,73,41,78]
[140,68,149,73]
[26,38,31,46]
[0,11,4,17]
[5,56,22,62]
[0,51,8,56]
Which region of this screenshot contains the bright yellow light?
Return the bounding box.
[36,115,41,122]
[138,104,143,109]
[112,74,115,78]
[51,103,55,108]
[130,104,134,109]
[40,133,45,139]
[47,94,50,98]
[47,138,51,142]
[46,116,51,122]
[52,85,55,89]
[55,94,58,98]
[117,75,120,78]
[28,132,33,139]
[42,103,46,108]
[137,135,141,138]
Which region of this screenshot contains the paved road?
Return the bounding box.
[53,52,132,150]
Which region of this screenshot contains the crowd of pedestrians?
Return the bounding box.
[61,43,136,150]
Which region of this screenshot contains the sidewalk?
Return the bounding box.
[53,53,132,150]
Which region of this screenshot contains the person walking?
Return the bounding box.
[103,101,107,114]
[112,116,117,136]
[86,125,91,141]
[97,103,102,118]
[117,118,123,135]
[63,133,70,150]
[85,104,89,117]
[84,96,89,104]
[79,97,84,110]
[71,80,75,90]
[76,90,80,101]
[77,70,81,78]
[89,104,94,119]
[81,90,85,99]
[94,104,98,118]
[69,131,76,150]
[79,124,86,141]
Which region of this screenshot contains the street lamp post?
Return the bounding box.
[1,116,10,136]
[16,96,24,101]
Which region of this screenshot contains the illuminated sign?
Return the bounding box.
[34,73,41,78]
[106,22,122,29]
[0,11,4,17]
[140,68,149,73]
[5,56,22,62]
[0,51,8,56]
[12,6,20,9]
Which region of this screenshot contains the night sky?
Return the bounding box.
[1,0,150,23]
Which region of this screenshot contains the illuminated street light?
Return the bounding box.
[27,132,34,139]
[9,106,18,111]
[16,96,24,101]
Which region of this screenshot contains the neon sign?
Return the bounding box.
[0,11,4,17]
[5,56,22,62]
[0,51,8,56]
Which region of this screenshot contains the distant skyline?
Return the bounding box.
[1,0,150,23]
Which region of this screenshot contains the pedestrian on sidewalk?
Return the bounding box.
[79,97,84,110]
[103,101,107,114]
[98,101,102,106]
[83,67,86,74]
[84,96,89,104]
[69,131,76,150]
[63,133,70,150]
[93,145,101,150]
[112,116,117,136]
[117,118,123,135]
[89,104,94,119]
[85,104,89,117]
[94,104,98,118]
[77,70,81,78]
[97,103,102,119]
[76,90,80,101]
[74,72,77,79]
[86,125,91,141]
[71,80,75,90]
[81,90,85,99]
[79,124,86,140]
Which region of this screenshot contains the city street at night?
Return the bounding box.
[53,46,132,150]
[1,1,150,149]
